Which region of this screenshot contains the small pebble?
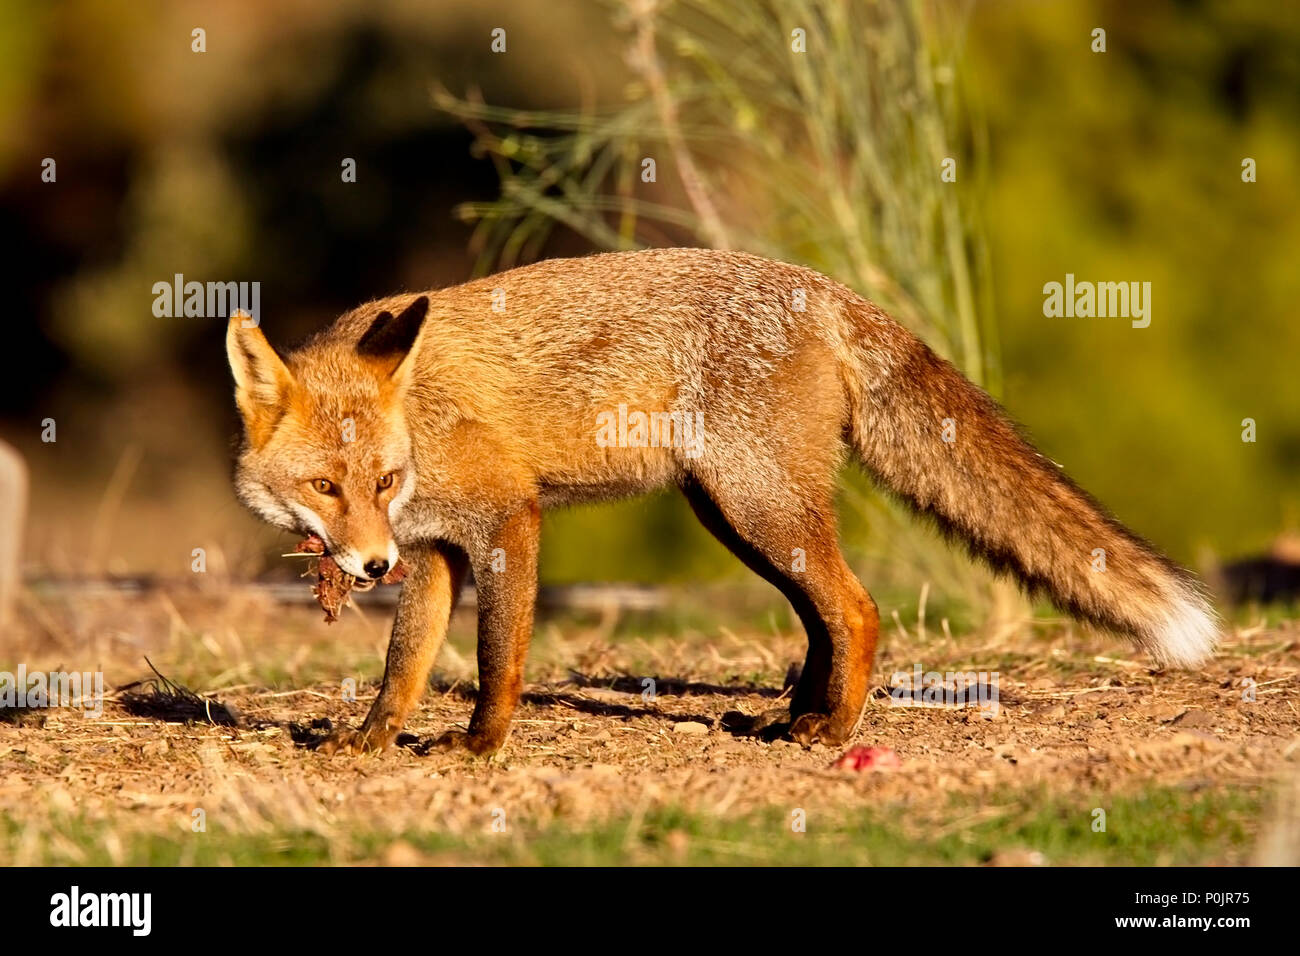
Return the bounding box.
[672,721,709,735]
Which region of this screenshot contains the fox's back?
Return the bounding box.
[332,248,862,410]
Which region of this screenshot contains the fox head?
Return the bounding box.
[226,296,428,579]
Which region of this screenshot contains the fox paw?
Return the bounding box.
[316,725,397,756]
[426,729,503,756]
[788,712,845,748]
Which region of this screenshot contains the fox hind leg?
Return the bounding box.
[682,480,829,729]
[681,476,879,747]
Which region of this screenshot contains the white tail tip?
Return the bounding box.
[1151,587,1220,668]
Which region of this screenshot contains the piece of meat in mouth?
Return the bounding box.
[294,534,406,623]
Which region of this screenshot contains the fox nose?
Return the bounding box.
[363,559,389,580]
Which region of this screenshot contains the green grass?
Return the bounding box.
[6,784,1264,866]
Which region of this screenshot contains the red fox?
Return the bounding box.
[226,248,1218,755]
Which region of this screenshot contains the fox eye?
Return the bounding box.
[311,479,336,495]
[376,472,395,491]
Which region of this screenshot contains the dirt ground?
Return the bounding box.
[2,586,1299,864]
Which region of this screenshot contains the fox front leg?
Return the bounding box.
[317,540,467,756]
[432,501,541,756]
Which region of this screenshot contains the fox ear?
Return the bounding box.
[226,312,294,437]
[356,295,428,383]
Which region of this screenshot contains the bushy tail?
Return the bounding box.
[843,308,1218,667]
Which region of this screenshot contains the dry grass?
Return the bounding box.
[118,658,242,728]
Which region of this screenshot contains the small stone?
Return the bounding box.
[672,721,709,735]
[1171,708,1214,729]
